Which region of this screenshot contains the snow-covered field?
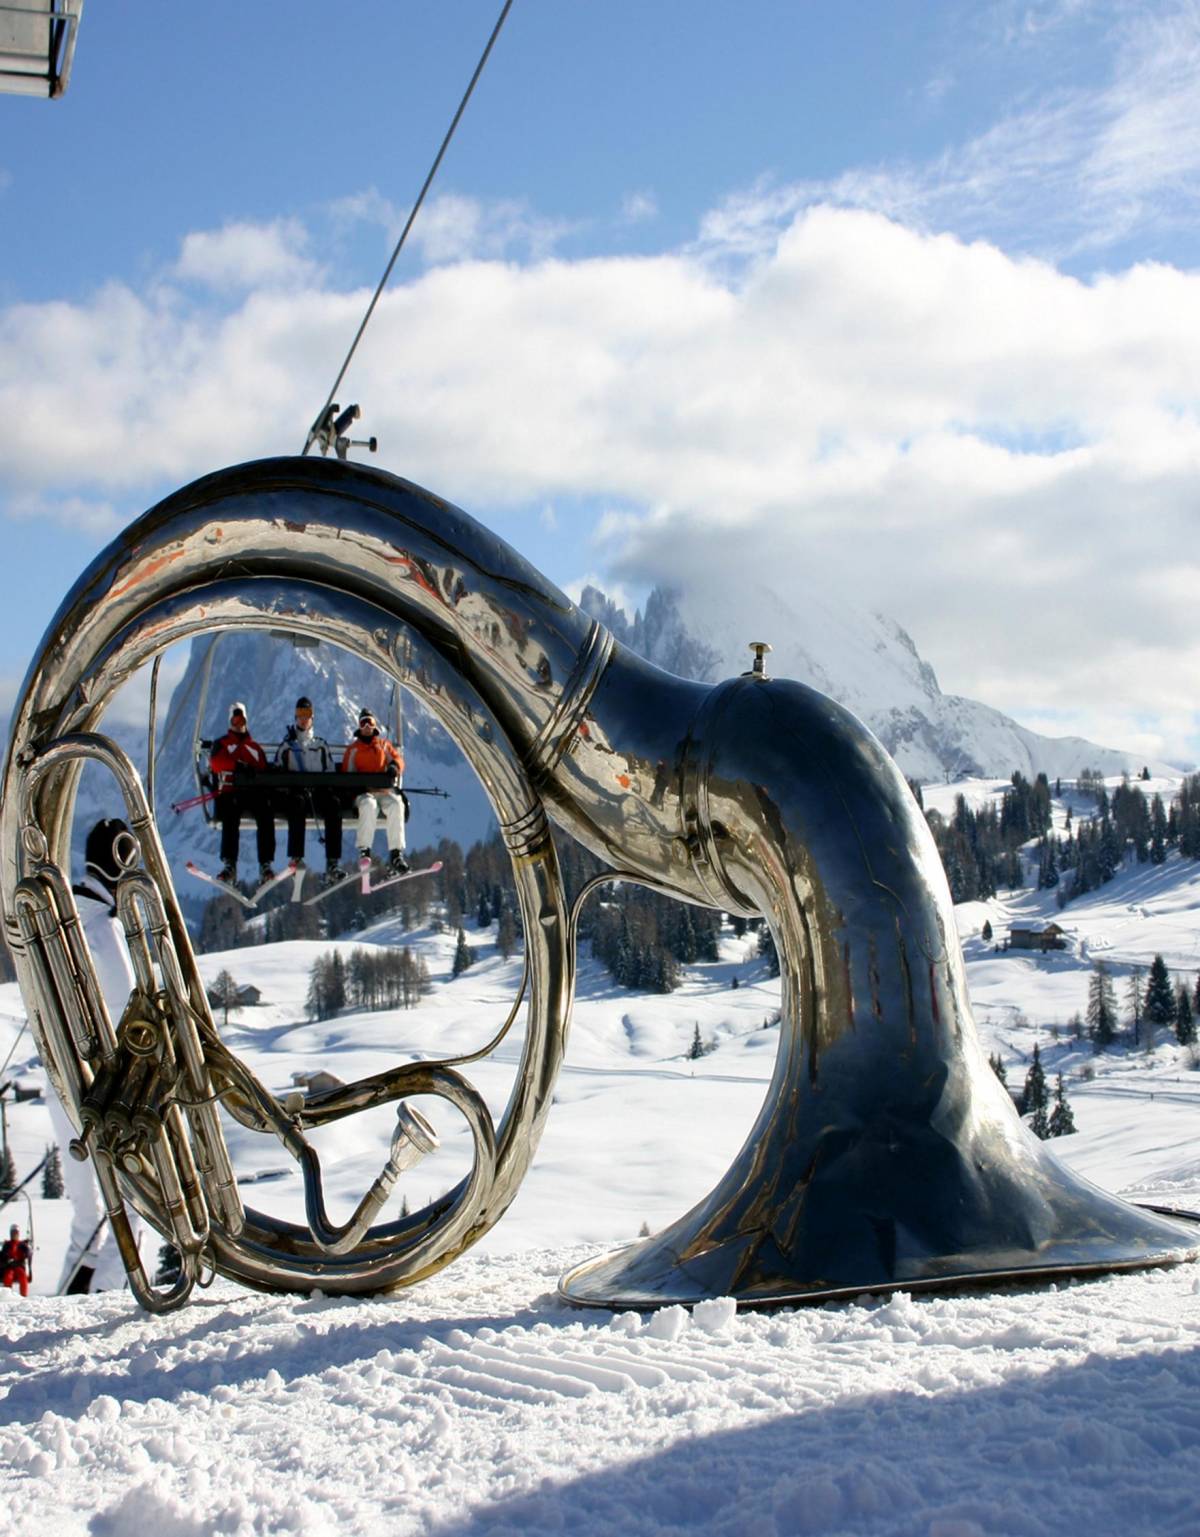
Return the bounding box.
[3,779,1200,1536]
[5,1252,1199,1537]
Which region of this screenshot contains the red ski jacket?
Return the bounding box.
[1,1237,31,1272]
[209,729,269,794]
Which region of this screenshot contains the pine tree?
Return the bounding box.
[1098,815,1120,883]
[307,946,348,1020]
[988,1052,1007,1086]
[1150,796,1168,864]
[1048,1074,1076,1137]
[1086,961,1118,1049]
[1144,954,1176,1035]
[496,904,518,959]
[981,919,993,943]
[758,926,780,978]
[1126,967,1144,1047]
[196,891,248,953]
[42,1142,64,1199]
[1037,837,1059,889]
[1175,985,1196,1046]
[452,927,473,978]
[0,1143,16,1198]
[688,1024,705,1060]
[1019,1043,1048,1123]
[156,1241,182,1287]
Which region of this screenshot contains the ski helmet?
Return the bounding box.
[85,818,136,885]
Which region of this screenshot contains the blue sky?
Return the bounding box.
[3,1,1200,764]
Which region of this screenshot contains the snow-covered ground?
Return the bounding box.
[4,1252,1199,1537]
[3,779,1200,1535]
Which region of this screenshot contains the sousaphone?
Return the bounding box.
[2,455,1194,1310]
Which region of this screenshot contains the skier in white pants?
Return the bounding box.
[48,818,143,1293]
[341,709,408,875]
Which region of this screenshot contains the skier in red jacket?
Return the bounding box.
[2,1224,32,1297]
[208,700,276,884]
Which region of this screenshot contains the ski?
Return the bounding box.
[300,870,355,907]
[185,861,300,910]
[364,858,443,897]
[302,859,443,906]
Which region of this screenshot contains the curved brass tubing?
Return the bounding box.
[1,455,1193,1308]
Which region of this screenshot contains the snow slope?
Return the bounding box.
[2,778,1199,1535]
[3,1255,1198,1537]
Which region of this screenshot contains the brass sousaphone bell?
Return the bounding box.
[2,455,1195,1310]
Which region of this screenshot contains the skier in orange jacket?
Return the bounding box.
[341,709,408,874]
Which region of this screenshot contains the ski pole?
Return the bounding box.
[171,789,218,814]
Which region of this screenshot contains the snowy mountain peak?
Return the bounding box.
[583,581,1158,784]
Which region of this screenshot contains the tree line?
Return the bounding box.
[920,771,1051,902]
[990,1044,1076,1138]
[1084,955,1198,1050]
[917,771,1200,908]
[306,945,431,1020]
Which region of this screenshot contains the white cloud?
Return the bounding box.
[328,188,576,265]
[328,187,406,245]
[412,193,577,264]
[692,3,1200,266]
[620,191,658,224]
[175,218,319,291]
[6,489,121,537]
[5,201,1200,761]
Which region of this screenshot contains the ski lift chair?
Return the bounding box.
[169,633,408,854]
[0,1,82,98]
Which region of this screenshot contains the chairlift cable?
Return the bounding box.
[152,642,203,774]
[147,653,162,815]
[192,635,221,811]
[301,0,517,455]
